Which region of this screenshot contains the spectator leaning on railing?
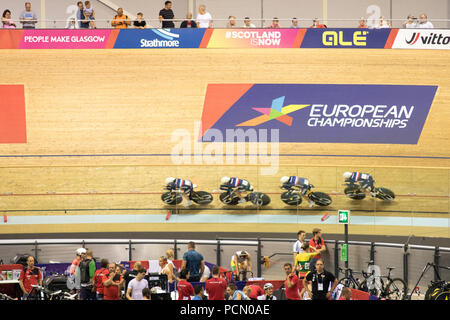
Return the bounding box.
[76,1,89,29]
[377,16,391,28]
[418,13,434,28]
[84,1,96,29]
[159,1,175,28]
[134,12,146,29]
[196,4,212,28]
[19,2,37,29]
[358,17,368,28]
[180,13,197,28]
[2,9,16,29]
[112,8,130,29]
[310,18,326,28]
[243,17,256,28]
[402,14,418,28]
[227,15,236,28]
[269,17,280,28]
[291,17,299,28]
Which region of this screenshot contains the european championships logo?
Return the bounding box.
[237,96,309,127]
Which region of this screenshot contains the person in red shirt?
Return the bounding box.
[94,258,109,300]
[310,18,326,28]
[309,228,327,271]
[243,284,264,300]
[339,287,353,300]
[283,263,301,300]
[19,256,42,300]
[102,263,123,300]
[205,266,227,300]
[357,17,368,28]
[177,269,194,300]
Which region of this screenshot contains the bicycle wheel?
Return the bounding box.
[338,277,359,289]
[434,290,450,300]
[425,281,446,300]
[385,278,407,300]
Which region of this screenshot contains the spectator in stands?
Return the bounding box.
[159,1,175,28]
[84,1,96,29]
[2,10,16,29]
[303,259,338,301]
[339,287,353,300]
[226,16,236,28]
[196,4,212,28]
[123,261,142,293]
[226,282,249,300]
[243,17,256,28]
[177,269,194,300]
[19,2,37,29]
[377,16,391,28]
[257,283,276,300]
[94,258,109,300]
[103,263,123,300]
[284,263,301,300]
[76,1,89,29]
[269,17,280,28]
[243,284,264,300]
[67,18,76,29]
[126,268,148,300]
[357,17,368,28]
[165,248,177,277]
[291,17,299,28]
[112,8,131,29]
[192,284,206,300]
[205,265,227,300]
[293,230,306,262]
[182,241,205,282]
[231,250,252,281]
[180,13,197,28]
[159,256,174,283]
[200,264,211,282]
[79,249,96,300]
[418,13,434,28]
[142,287,151,300]
[133,12,146,29]
[402,14,417,28]
[309,227,326,271]
[19,256,42,300]
[310,18,326,28]
[295,242,319,278]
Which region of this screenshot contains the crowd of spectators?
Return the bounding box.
[13,227,348,301]
[0,1,439,30]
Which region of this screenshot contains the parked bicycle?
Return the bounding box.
[408,262,450,300]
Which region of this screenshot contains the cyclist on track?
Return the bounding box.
[220,177,254,204]
[343,171,376,196]
[280,176,315,207]
[165,177,196,207]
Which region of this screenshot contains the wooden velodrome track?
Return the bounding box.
[0,49,449,238]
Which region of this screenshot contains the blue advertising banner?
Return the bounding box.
[201,84,438,144]
[301,28,392,48]
[113,28,206,48]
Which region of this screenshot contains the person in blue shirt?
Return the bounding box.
[220,177,254,203]
[280,176,315,207]
[192,284,206,300]
[343,171,376,196]
[226,283,249,300]
[181,241,205,282]
[165,177,195,207]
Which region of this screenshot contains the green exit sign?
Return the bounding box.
[338,210,350,224]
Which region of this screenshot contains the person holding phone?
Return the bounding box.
[102,263,124,300]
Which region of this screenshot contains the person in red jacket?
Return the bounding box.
[243,284,264,300]
[94,258,109,300]
[284,263,301,300]
[205,266,227,300]
[102,263,123,300]
[177,269,194,300]
[19,256,42,300]
[310,18,326,28]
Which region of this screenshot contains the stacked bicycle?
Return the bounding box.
[338,261,407,300]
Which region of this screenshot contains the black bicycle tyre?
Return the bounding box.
[219,192,239,205]
[161,192,182,205]
[309,191,332,206]
[359,278,384,297]
[375,187,395,201]
[338,277,359,289]
[281,191,302,205]
[425,281,447,300]
[191,191,213,205]
[385,278,407,300]
[344,186,366,200]
[434,290,450,300]
[249,192,271,206]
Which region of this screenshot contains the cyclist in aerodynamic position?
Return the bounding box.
[165,177,196,207]
[280,176,315,207]
[220,177,254,204]
[343,171,376,196]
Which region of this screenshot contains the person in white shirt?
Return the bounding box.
[402,14,418,28]
[377,16,391,28]
[196,4,212,28]
[243,17,255,28]
[293,230,306,262]
[227,15,236,28]
[418,13,434,28]
[257,283,277,300]
[126,268,148,300]
[200,264,211,282]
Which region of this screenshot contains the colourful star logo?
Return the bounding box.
[236,96,310,127]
